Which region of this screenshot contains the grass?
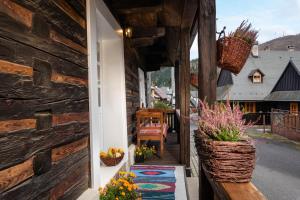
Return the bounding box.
[246,130,300,151]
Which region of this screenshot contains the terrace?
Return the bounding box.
[0,0,267,199]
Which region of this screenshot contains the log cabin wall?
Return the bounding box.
[124,40,140,144]
[0,1,90,199]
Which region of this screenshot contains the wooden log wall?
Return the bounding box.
[124,39,140,144]
[0,0,90,199]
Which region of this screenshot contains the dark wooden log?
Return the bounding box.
[1,149,89,200]
[59,175,89,200]
[112,0,162,14]
[132,27,165,38]
[197,0,217,105]
[0,123,89,169]
[50,30,87,55]
[0,157,34,192]
[33,58,52,87]
[179,28,190,170]
[52,0,86,29]
[0,118,36,134]
[0,0,33,28]
[131,37,154,47]
[0,60,33,76]
[0,11,87,67]
[66,0,86,19]
[0,36,87,78]
[51,137,89,163]
[0,98,88,121]
[52,112,89,126]
[13,0,87,46]
[33,150,52,176]
[49,159,89,199]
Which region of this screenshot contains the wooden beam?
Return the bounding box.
[130,37,154,47]
[132,27,165,38]
[179,29,190,173]
[113,0,163,14]
[198,0,217,105]
[181,0,197,29]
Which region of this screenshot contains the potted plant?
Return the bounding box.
[100,147,124,166]
[217,20,258,74]
[194,100,255,183]
[99,171,141,200]
[134,145,156,163]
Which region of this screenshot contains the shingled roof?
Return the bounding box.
[217,51,300,101]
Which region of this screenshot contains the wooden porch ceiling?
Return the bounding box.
[104,0,197,71]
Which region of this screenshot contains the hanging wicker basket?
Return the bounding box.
[101,153,124,167]
[217,36,252,74]
[194,130,256,183]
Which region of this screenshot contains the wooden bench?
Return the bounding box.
[136,109,168,157]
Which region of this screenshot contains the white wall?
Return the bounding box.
[138,68,146,107]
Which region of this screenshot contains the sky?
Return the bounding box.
[190,0,300,59]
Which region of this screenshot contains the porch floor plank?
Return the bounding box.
[142,132,180,165]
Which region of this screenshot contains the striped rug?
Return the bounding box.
[130,165,176,200]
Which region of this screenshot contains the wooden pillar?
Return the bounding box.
[175,60,180,109]
[175,60,180,144]
[179,28,190,174]
[198,0,217,198]
[198,0,217,105]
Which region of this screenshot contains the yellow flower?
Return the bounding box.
[133,184,138,189]
[115,198,119,200]
[119,186,123,190]
[121,192,125,196]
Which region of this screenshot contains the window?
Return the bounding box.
[290,103,298,114]
[244,102,256,113]
[249,69,264,83]
[252,72,262,83]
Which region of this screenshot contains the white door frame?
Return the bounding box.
[86,0,128,189]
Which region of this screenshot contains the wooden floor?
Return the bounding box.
[140,123,199,176]
[142,131,181,165]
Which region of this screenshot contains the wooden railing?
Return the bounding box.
[271,109,300,141]
[199,164,267,200]
[164,109,176,131]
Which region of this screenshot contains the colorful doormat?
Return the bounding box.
[130,165,176,200]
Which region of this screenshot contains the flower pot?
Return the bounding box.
[100,153,124,166]
[194,130,256,183]
[217,36,252,74]
[135,155,144,163]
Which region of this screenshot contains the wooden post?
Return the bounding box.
[198,0,217,198]
[179,28,190,175]
[175,60,180,144]
[175,60,180,110]
[198,0,217,105]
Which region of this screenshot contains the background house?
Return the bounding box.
[217,48,300,114]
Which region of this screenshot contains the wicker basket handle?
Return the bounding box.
[217,26,226,40]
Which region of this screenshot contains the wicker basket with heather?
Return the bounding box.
[194,100,255,183]
[217,20,258,74]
